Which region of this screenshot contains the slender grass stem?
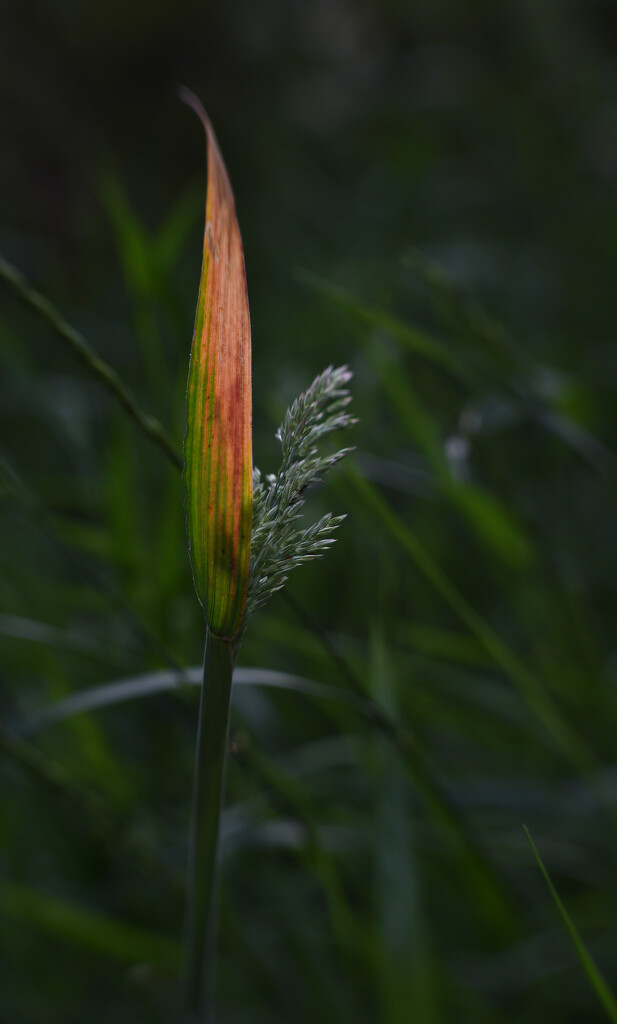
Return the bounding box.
[184,628,234,1021]
[524,827,617,1023]
[0,254,182,470]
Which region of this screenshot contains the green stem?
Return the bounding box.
[0,255,182,471]
[184,628,234,1021]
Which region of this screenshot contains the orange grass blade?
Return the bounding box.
[182,89,252,640]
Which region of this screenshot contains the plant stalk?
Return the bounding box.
[184,627,234,1020]
[0,255,182,470]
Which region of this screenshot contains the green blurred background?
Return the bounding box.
[2,1,617,1021]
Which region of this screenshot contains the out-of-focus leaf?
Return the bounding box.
[18,666,375,734]
[296,268,481,384]
[0,882,181,972]
[0,255,182,470]
[0,613,131,668]
[370,628,443,1024]
[365,341,534,570]
[347,462,592,773]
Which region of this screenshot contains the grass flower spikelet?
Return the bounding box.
[241,365,356,635]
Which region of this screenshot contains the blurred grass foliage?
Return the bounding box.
[2,0,617,1021]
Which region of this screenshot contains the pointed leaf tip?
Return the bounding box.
[183,93,252,639]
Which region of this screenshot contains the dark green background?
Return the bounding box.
[1,1,617,1021]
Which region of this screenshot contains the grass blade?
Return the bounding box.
[524,827,617,1023]
[0,881,181,971]
[403,248,617,488]
[0,254,182,470]
[99,172,168,400]
[0,452,183,670]
[347,462,592,772]
[18,667,377,735]
[364,341,533,569]
[0,612,132,668]
[296,268,480,384]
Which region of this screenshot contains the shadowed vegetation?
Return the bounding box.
[1,2,617,1022]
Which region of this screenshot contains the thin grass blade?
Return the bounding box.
[0,882,181,972]
[524,827,617,1023]
[18,667,376,735]
[0,255,181,469]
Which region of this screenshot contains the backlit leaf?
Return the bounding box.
[181,89,253,640]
